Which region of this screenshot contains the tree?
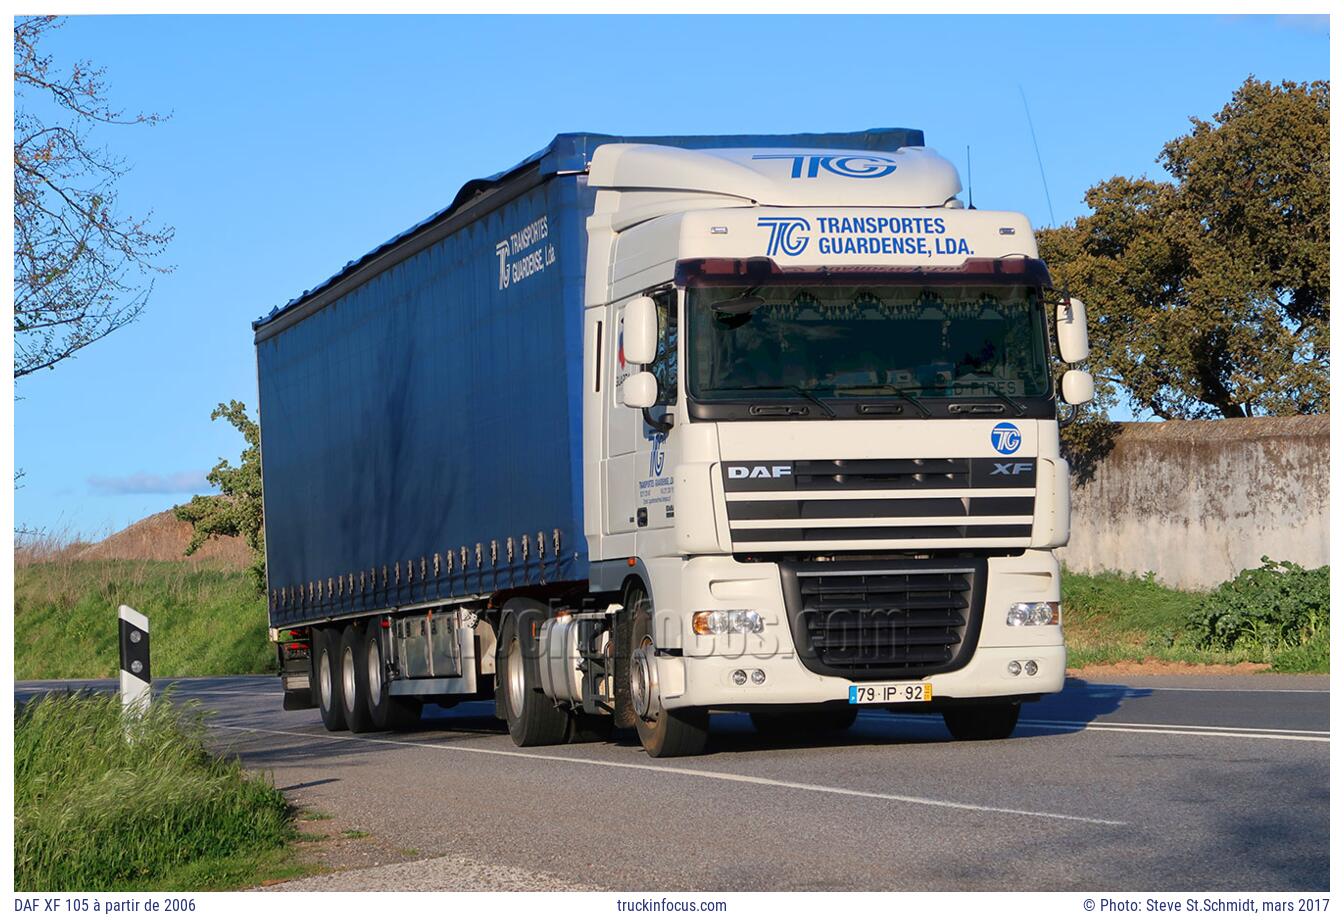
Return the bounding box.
[1038,77,1328,420]
[13,15,174,379]
[175,401,265,594]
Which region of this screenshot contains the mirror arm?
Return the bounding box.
[643,406,673,435]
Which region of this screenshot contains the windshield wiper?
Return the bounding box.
[832,383,932,418]
[725,384,836,419]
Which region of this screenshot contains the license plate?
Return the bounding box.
[849,682,934,704]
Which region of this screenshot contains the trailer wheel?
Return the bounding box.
[314,627,347,732]
[942,702,1021,741]
[751,708,857,737]
[628,586,709,758]
[498,602,569,747]
[338,624,377,733]
[364,620,421,731]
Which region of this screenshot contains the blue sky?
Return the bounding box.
[13,13,1330,538]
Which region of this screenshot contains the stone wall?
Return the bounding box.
[1057,416,1329,589]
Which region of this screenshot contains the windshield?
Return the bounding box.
[687,284,1051,401]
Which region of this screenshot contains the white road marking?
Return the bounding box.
[163,689,285,697]
[864,712,1329,743]
[211,722,1126,827]
[1021,718,1327,735]
[1019,721,1329,743]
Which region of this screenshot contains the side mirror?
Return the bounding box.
[1056,297,1090,364]
[622,296,658,366]
[622,371,658,409]
[1062,369,1094,405]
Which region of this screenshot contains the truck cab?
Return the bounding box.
[578,144,1092,754]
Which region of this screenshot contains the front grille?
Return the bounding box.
[723,457,1037,550]
[780,560,986,680]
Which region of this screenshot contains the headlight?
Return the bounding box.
[1006,601,1060,626]
[692,609,765,635]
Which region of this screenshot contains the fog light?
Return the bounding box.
[731,669,748,686]
[1006,601,1060,626]
[750,669,766,685]
[1024,660,1038,676]
[694,609,765,636]
[1007,660,1022,676]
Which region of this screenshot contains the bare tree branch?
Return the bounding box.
[13,15,174,380]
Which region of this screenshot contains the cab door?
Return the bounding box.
[604,289,677,536]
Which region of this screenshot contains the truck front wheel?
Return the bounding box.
[314,627,347,732]
[942,702,1021,741]
[628,586,709,758]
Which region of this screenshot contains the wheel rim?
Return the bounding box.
[507,635,525,721]
[341,644,357,711]
[366,636,382,708]
[319,648,333,710]
[630,637,660,721]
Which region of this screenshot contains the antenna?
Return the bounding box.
[965,145,975,209]
[1018,85,1056,227]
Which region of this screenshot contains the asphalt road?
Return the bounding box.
[15,673,1329,891]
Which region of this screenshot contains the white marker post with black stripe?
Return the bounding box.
[118,605,150,717]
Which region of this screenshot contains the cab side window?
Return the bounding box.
[649,290,678,405]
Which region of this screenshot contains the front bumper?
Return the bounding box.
[654,548,1065,710]
[660,642,1064,709]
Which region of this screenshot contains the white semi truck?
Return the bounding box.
[257,129,1093,757]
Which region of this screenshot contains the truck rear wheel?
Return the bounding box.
[364,620,422,731]
[942,702,1021,741]
[751,708,857,737]
[498,602,570,747]
[628,587,708,758]
[339,623,376,733]
[314,627,347,732]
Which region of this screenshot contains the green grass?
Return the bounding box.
[15,692,299,891]
[15,559,272,679]
[15,557,1325,681]
[1061,569,1329,672]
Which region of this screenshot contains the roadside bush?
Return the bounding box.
[14,692,291,890]
[1186,557,1329,654]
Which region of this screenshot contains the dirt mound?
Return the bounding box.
[72,510,252,567]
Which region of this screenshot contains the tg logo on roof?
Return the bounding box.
[751,153,899,179]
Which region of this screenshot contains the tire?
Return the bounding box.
[751,708,857,737]
[628,585,709,758]
[942,702,1021,741]
[337,623,376,733]
[498,601,570,747]
[610,602,637,730]
[314,627,347,732]
[363,620,422,731]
